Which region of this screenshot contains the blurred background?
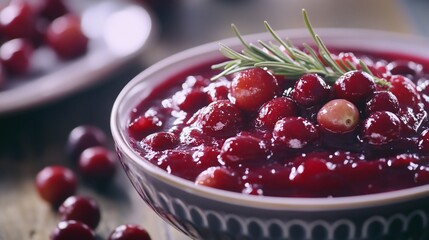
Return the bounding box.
[0,0,428,239]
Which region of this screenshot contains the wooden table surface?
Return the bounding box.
[0,1,419,239]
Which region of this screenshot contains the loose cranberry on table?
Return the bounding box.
[50,220,95,240]
[46,14,88,59]
[66,125,108,161]
[79,146,117,184]
[0,38,34,75]
[35,166,77,207]
[108,224,152,240]
[58,195,101,230]
[230,68,279,111]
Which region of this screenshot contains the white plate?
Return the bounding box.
[0,1,154,114]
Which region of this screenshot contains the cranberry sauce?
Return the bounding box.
[127,49,429,198]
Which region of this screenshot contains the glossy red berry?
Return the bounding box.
[35,166,77,206]
[361,111,401,145]
[50,220,95,240]
[79,146,117,184]
[191,100,242,137]
[0,38,34,75]
[144,132,178,150]
[172,88,208,112]
[219,135,269,165]
[230,68,279,111]
[128,114,163,140]
[317,99,359,133]
[108,224,152,240]
[273,117,319,149]
[388,75,421,108]
[290,73,330,107]
[366,91,399,114]
[419,129,429,152]
[46,14,88,59]
[386,60,423,81]
[195,166,240,191]
[59,196,101,230]
[333,70,376,104]
[66,125,107,161]
[0,1,38,40]
[39,0,69,20]
[256,97,297,129]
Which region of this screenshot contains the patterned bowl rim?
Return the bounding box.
[111,28,429,212]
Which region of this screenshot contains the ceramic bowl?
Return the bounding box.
[111,29,429,240]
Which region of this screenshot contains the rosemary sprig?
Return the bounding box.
[211,9,389,88]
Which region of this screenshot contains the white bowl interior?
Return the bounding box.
[111,28,429,211]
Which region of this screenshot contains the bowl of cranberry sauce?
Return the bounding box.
[111,28,429,240]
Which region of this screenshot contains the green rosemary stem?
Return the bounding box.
[211,9,390,89]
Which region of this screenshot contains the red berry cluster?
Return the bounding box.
[35,125,151,240]
[127,51,429,197]
[0,0,88,88]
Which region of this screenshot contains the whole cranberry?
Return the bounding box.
[230,68,279,111]
[79,146,117,184]
[204,80,230,102]
[39,0,69,20]
[66,125,107,161]
[195,166,241,191]
[419,129,429,152]
[219,135,269,165]
[317,99,359,133]
[366,91,399,114]
[191,100,242,137]
[143,132,178,151]
[361,111,401,145]
[388,75,421,108]
[172,88,208,112]
[333,70,376,104]
[128,115,162,140]
[386,60,423,81]
[272,117,319,149]
[50,220,95,240]
[290,73,330,107]
[35,166,77,206]
[0,1,38,40]
[59,196,101,230]
[108,224,152,240]
[0,38,34,75]
[46,14,88,59]
[256,97,297,129]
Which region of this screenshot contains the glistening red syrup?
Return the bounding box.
[127,49,429,198]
